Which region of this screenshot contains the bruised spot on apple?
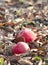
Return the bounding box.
[17,28,37,43]
[12,42,30,54]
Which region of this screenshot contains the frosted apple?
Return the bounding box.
[17,28,36,43]
[13,42,30,54]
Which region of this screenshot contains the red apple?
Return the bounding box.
[17,28,37,43]
[13,42,30,54]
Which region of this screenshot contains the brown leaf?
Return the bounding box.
[15,36,25,43]
[19,58,33,65]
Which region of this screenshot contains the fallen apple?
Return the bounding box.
[17,28,37,43]
[13,42,30,54]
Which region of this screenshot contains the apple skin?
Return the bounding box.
[12,42,30,54]
[17,28,37,43]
